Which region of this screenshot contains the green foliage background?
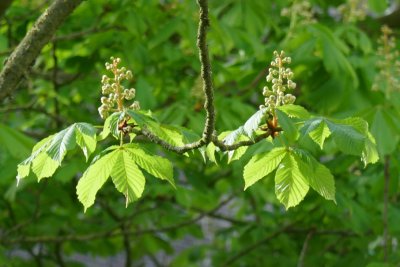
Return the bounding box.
[1,0,400,266]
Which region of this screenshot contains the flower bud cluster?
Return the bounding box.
[338,0,367,23]
[259,51,296,111]
[372,26,400,97]
[281,1,316,26]
[98,57,140,119]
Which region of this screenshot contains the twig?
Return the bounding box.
[132,128,270,154]
[0,0,83,100]
[98,200,132,267]
[196,0,215,143]
[0,104,66,124]
[2,195,234,245]
[222,223,295,267]
[297,229,315,267]
[52,25,123,42]
[54,242,66,267]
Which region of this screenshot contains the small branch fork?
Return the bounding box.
[0,0,269,152]
[130,0,271,154]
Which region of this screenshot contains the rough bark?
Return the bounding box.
[0,0,83,100]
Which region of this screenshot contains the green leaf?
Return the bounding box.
[111,150,146,207]
[362,132,379,166]
[294,151,336,202]
[46,125,76,163]
[127,110,186,147]
[276,104,310,119]
[223,127,244,146]
[275,153,309,209]
[16,123,98,182]
[326,120,365,156]
[301,118,331,149]
[75,123,97,161]
[243,108,267,138]
[126,109,154,128]
[221,130,250,163]
[205,143,217,164]
[16,135,55,181]
[337,117,378,165]
[76,149,118,211]
[124,144,175,188]
[107,112,125,139]
[98,112,121,140]
[243,147,287,190]
[371,109,398,156]
[309,121,330,149]
[31,152,60,180]
[276,109,299,143]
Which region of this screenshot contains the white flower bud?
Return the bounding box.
[126,70,133,80]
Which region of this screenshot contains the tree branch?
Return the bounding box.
[2,195,234,245]
[196,0,215,143]
[0,0,83,100]
[297,229,315,267]
[222,223,295,267]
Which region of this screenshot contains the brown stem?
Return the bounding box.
[197,0,215,143]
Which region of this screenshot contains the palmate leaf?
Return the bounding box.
[16,123,98,182]
[17,135,55,182]
[227,134,249,164]
[75,123,97,161]
[301,118,331,149]
[111,150,146,207]
[223,127,244,146]
[219,129,249,164]
[362,132,379,167]
[294,150,335,202]
[77,149,118,211]
[308,121,331,149]
[309,160,336,202]
[99,111,125,140]
[371,109,398,156]
[77,144,175,210]
[276,104,310,119]
[46,125,76,163]
[275,153,309,209]
[124,144,175,188]
[300,117,378,165]
[243,108,267,138]
[126,109,186,148]
[276,109,299,143]
[243,147,287,190]
[31,153,59,181]
[326,120,366,156]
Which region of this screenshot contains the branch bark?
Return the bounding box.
[196,0,215,143]
[0,0,83,100]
